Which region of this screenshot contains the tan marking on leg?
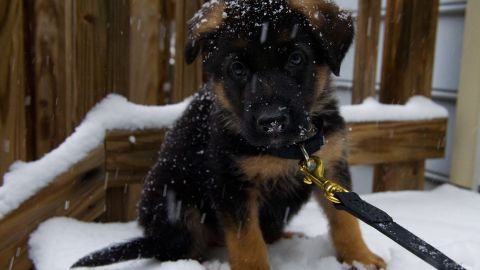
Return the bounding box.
[313,132,386,269]
[224,196,270,270]
[316,193,386,269]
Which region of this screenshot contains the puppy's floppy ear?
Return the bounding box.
[184,0,226,64]
[288,0,354,76]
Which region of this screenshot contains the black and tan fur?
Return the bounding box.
[72,1,386,269]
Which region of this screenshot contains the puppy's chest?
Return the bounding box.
[237,155,299,182]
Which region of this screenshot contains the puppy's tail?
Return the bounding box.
[71,235,191,268]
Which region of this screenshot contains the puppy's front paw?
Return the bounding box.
[344,251,387,270]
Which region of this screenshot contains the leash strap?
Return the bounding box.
[298,149,466,270]
[334,192,466,270]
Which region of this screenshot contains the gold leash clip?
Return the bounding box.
[298,145,348,204]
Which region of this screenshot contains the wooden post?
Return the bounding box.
[374,0,439,192]
[352,0,381,104]
[0,1,29,181]
[173,0,203,103]
[379,0,439,104]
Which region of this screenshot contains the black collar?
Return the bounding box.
[261,121,325,160]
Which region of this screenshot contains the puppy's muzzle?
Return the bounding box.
[256,110,290,135]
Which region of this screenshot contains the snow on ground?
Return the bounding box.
[0,94,448,219]
[29,185,479,270]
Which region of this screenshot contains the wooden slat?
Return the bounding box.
[380,0,439,104]
[104,129,166,221]
[129,0,162,105]
[71,0,109,128]
[0,0,29,182]
[352,0,382,104]
[107,0,130,98]
[103,184,142,222]
[102,118,447,180]
[347,119,447,165]
[373,161,425,192]
[376,0,440,191]
[158,0,176,104]
[31,0,69,158]
[105,129,166,186]
[0,146,105,270]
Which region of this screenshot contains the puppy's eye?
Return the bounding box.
[230,61,248,78]
[288,51,305,66]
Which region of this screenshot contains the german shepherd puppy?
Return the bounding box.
[73,0,386,269]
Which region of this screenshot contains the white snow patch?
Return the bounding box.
[341,96,448,123]
[29,185,478,270]
[0,95,191,219]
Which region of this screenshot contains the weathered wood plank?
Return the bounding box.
[105,129,166,186]
[104,129,166,221]
[380,0,439,104]
[103,118,447,179]
[107,0,130,98]
[373,161,425,191]
[158,0,176,104]
[129,0,162,105]
[0,146,105,270]
[376,0,440,191]
[347,119,447,165]
[71,0,109,128]
[103,183,141,222]
[0,0,28,182]
[31,0,69,158]
[352,0,381,104]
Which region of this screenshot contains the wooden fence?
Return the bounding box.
[0,0,203,181]
[0,0,445,269]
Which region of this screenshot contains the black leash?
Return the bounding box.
[294,143,466,270]
[335,192,466,270]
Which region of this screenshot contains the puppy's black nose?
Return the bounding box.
[256,112,290,134]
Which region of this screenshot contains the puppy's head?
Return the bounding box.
[186,0,353,148]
